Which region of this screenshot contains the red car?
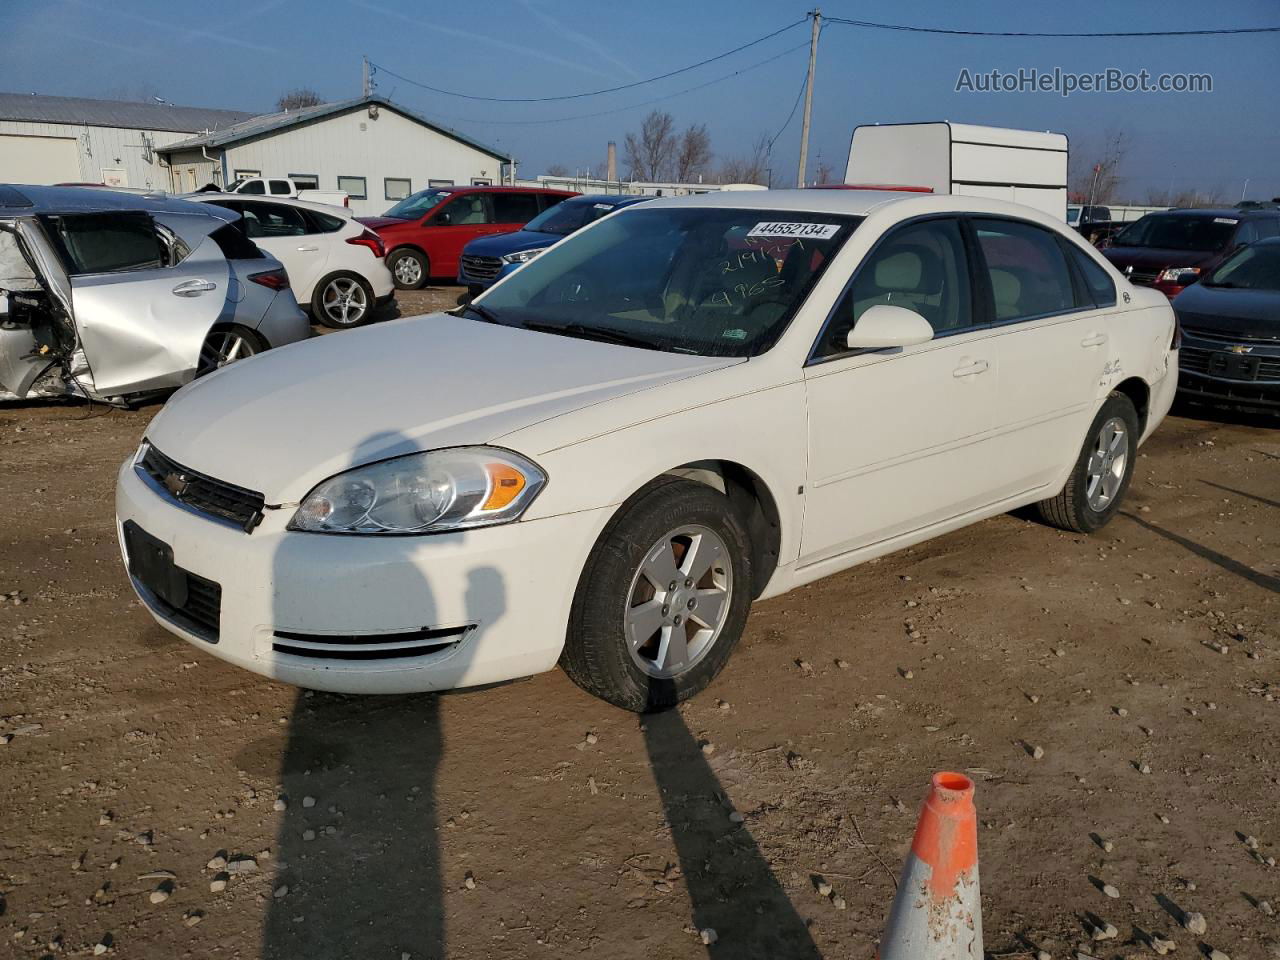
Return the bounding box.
[358,185,576,289]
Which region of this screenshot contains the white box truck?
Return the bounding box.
[844,122,1069,220]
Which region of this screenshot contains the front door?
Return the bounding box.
[800,216,1000,567]
[53,212,231,395]
[425,192,497,276]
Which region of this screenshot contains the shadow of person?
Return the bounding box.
[261,431,505,959]
[642,707,822,959]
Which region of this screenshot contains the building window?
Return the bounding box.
[290,173,319,190]
[471,178,493,186]
[428,178,455,188]
[337,176,367,199]
[233,169,261,180]
[384,177,412,201]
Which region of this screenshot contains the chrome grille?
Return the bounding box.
[460,254,503,281]
[271,625,472,661]
[1127,270,1160,286]
[138,444,265,532]
[1182,325,1280,346]
[1179,345,1280,383]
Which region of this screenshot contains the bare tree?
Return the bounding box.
[276,88,324,112]
[624,111,676,181]
[1068,130,1128,205]
[544,164,571,178]
[672,124,713,183]
[717,133,770,186]
[812,160,834,185]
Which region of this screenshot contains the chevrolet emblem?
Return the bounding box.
[163,471,191,498]
[1226,344,1253,354]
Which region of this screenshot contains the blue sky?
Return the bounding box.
[3,0,1278,201]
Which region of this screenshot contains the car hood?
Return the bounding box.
[145,313,737,502]
[463,230,561,257]
[355,215,413,232]
[1174,283,1280,340]
[1102,245,1218,272]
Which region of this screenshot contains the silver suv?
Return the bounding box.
[0,185,309,404]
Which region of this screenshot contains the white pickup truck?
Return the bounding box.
[222,177,348,208]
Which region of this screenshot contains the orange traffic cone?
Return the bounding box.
[878,772,983,959]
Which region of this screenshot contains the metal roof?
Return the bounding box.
[0,92,256,133]
[158,95,510,162]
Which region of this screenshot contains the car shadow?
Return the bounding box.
[1120,510,1280,594]
[641,706,822,959]
[260,430,506,958]
[1198,479,1280,510]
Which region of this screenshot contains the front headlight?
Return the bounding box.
[502,247,547,265]
[289,446,546,534]
[1157,266,1200,284]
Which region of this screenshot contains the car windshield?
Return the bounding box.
[1203,243,1280,290]
[1113,214,1237,252]
[384,188,452,220]
[475,206,861,357]
[522,198,630,237]
[224,178,246,192]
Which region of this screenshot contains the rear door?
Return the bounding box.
[491,191,542,235]
[227,199,329,302]
[48,211,231,396]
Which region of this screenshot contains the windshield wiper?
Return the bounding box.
[521,320,658,350]
[456,302,501,324]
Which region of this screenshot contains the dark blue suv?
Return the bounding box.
[457,194,651,295]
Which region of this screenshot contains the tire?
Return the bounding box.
[1036,392,1140,533]
[387,248,428,290]
[560,477,754,713]
[195,325,264,378]
[311,272,375,328]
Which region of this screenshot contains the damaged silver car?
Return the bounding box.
[0,185,310,404]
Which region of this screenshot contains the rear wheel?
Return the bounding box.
[560,478,753,712]
[1036,392,1140,533]
[312,272,374,328]
[388,248,428,290]
[196,325,263,378]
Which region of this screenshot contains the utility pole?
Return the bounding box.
[796,9,821,188]
[1240,178,1250,202]
[362,56,371,98]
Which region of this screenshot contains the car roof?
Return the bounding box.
[562,194,649,206]
[0,183,229,219]
[450,185,576,194]
[186,192,354,218]
[1158,207,1273,218]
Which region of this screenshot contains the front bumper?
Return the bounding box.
[115,456,611,694]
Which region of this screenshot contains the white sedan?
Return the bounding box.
[189,194,393,328]
[115,189,1178,711]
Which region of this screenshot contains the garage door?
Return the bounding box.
[0,135,81,184]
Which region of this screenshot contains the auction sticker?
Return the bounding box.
[747,221,840,239]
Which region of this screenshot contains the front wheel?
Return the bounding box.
[196,325,263,378]
[388,248,428,290]
[560,478,753,712]
[1036,392,1140,533]
[312,272,374,328]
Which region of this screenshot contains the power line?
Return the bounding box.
[770,64,810,149]
[421,41,812,126]
[824,16,1280,38]
[369,17,807,104]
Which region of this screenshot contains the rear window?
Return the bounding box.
[44,212,164,275]
[305,210,346,233]
[210,222,266,261]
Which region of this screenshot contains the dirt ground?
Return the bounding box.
[2,289,1278,960]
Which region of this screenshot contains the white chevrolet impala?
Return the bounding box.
[115,190,1178,711]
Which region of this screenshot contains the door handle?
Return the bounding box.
[952,359,990,378]
[1080,332,1108,348]
[172,279,216,297]
[296,245,319,252]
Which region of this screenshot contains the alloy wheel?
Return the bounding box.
[1085,416,1128,511]
[321,277,369,325]
[624,525,733,680]
[197,330,257,376]
[394,256,422,286]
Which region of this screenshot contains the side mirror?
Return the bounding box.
[845,304,934,350]
[434,211,452,226]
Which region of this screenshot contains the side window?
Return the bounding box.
[816,217,971,358]
[1255,218,1280,240]
[304,210,346,234]
[269,180,292,196]
[254,202,308,237]
[1233,221,1258,246]
[1068,245,1117,308]
[492,192,541,224]
[210,223,266,261]
[435,193,492,226]
[972,218,1076,322]
[45,212,165,275]
[238,179,265,195]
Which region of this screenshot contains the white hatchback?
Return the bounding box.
[115,190,1178,711]
[189,194,393,328]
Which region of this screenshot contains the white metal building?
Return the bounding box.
[517,174,764,197]
[158,95,512,216]
[0,92,254,190]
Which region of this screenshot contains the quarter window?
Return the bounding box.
[816,217,972,358]
[269,179,292,196]
[972,218,1076,322]
[492,192,541,224]
[337,176,367,200]
[1068,245,1117,307]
